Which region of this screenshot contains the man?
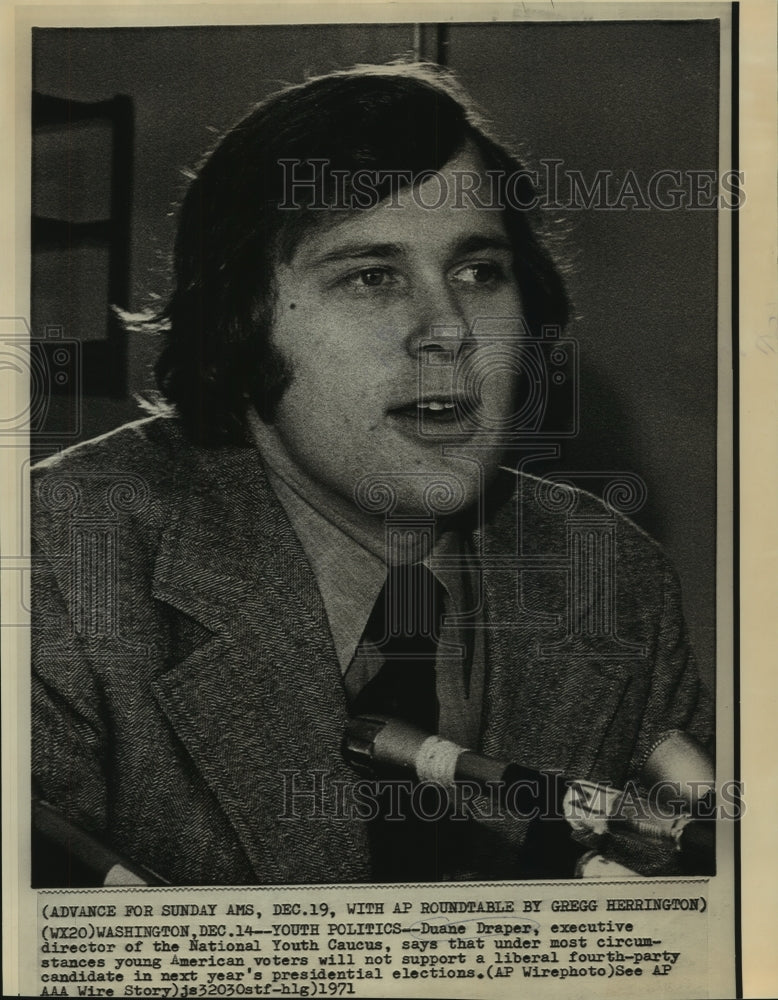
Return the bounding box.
[31,62,712,886]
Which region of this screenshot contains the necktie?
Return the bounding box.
[349,563,520,882]
[350,563,446,881]
[351,562,442,733]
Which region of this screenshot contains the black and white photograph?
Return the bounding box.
[4,1,774,997]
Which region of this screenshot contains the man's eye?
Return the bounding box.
[346,267,397,291]
[452,262,505,285]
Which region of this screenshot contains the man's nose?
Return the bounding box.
[403,280,469,360]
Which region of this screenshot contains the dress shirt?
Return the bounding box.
[266,468,485,749]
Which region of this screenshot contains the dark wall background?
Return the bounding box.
[31,21,721,684]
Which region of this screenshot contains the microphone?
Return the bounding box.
[32,800,168,887]
[347,715,547,801]
[640,729,715,809]
[344,715,715,875]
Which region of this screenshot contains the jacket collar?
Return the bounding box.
[150,434,372,882]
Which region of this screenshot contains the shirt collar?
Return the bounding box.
[265,467,469,674]
[266,468,387,671]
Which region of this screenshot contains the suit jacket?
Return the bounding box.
[31,416,712,885]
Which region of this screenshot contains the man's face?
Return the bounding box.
[264,147,524,525]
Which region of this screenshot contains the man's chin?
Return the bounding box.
[351,461,484,523]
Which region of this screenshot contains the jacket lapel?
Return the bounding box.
[149,442,371,883]
[477,485,635,785]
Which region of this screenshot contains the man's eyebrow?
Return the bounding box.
[306,242,404,266]
[452,234,514,257]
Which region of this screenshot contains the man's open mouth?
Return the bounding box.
[388,396,466,427]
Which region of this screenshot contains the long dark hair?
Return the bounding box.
[133,61,570,445]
